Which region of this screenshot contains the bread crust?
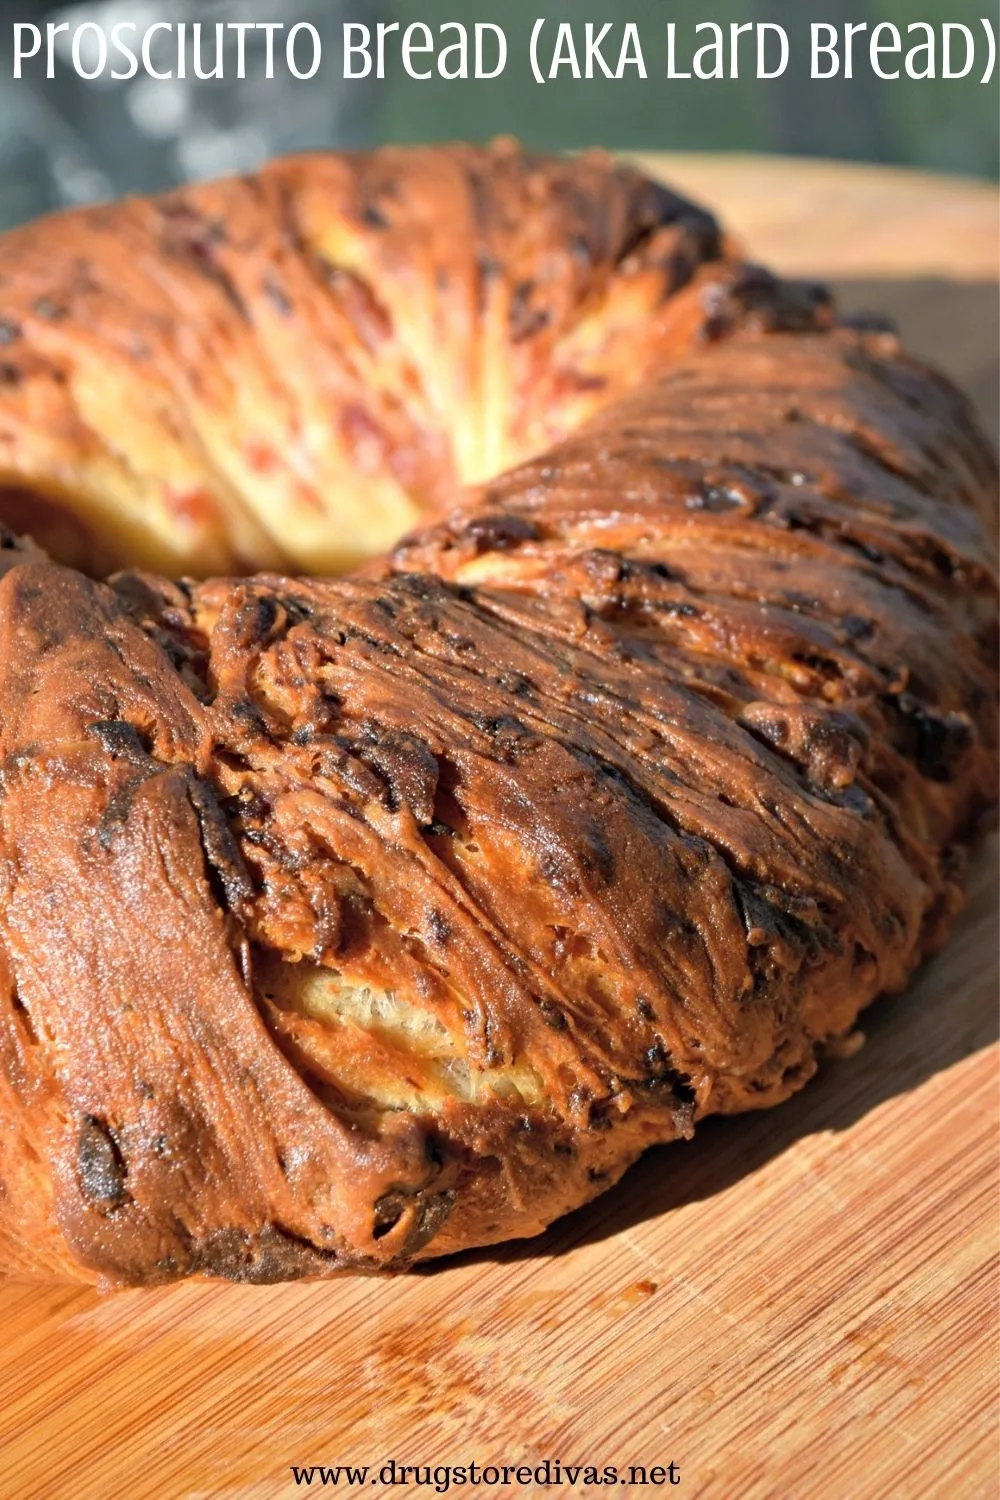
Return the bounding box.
[0,145,995,1284]
[0,142,722,576]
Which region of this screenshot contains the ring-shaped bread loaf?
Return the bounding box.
[0,142,995,1284]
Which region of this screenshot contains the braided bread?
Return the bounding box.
[0,144,995,1285]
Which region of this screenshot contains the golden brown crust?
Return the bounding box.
[0,141,724,576]
[0,145,995,1285]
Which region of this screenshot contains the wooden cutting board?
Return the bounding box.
[0,156,996,1500]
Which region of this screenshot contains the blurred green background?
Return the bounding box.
[0,0,996,232]
[374,0,999,178]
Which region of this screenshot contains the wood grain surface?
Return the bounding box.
[0,157,997,1500]
[630,153,999,282]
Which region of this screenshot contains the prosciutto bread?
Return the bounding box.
[0,143,994,1284]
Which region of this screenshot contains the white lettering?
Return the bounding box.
[228,21,252,81]
[585,22,614,80]
[693,23,723,81]
[666,23,692,79]
[438,21,466,80]
[142,20,172,80]
[758,24,789,80]
[343,21,370,79]
[549,23,581,79]
[476,24,506,80]
[286,22,320,80]
[109,21,138,80]
[402,22,433,80]
[617,23,645,78]
[905,22,935,79]
[943,23,974,79]
[870,21,901,80]
[72,20,106,80]
[811,22,839,78]
[13,24,41,79]
[192,22,223,81]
